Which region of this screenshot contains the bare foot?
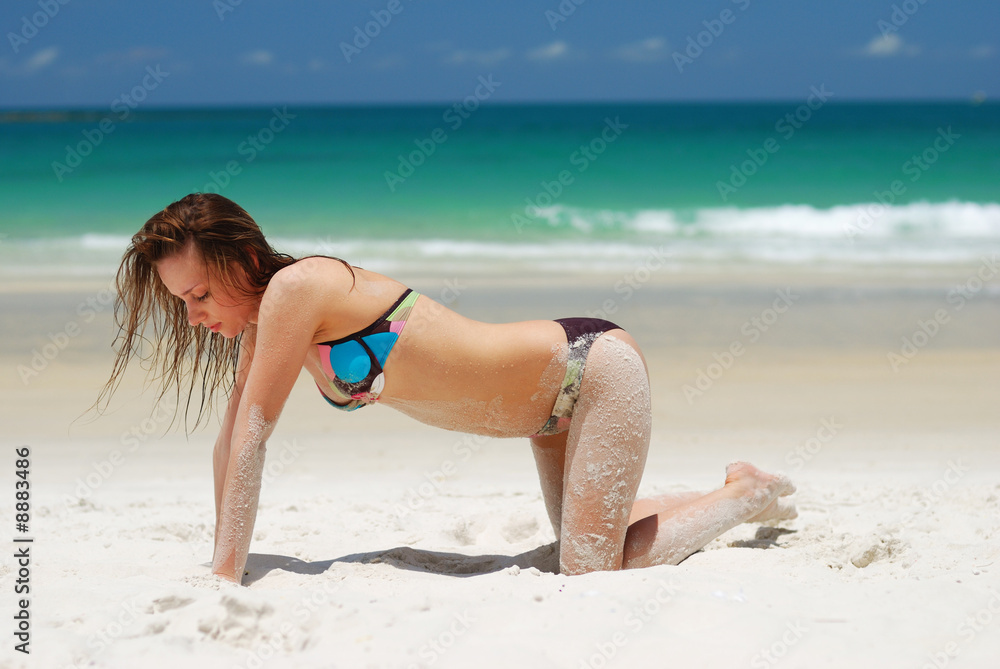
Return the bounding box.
[747,498,798,523]
[621,462,797,569]
[723,461,798,523]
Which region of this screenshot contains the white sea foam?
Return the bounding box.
[269,200,1000,271]
[533,201,1000,240]
[2,202,998,277]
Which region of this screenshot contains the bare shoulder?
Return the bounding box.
[266,257,355,299]
[255,258,354,339]
[258,257,409,344]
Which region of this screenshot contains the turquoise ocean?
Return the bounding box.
[1,101,998,277]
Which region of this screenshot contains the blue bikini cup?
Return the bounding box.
[325,332,399,384]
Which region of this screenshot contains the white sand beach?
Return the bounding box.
[2,266,999,668]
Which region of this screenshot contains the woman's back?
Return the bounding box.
[293,257,568,437]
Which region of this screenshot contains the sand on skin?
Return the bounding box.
[1,265,999,668]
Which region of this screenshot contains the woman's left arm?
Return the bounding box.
[211,270,325,583]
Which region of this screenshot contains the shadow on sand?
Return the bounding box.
[242,528,794,583]
[726,526,797,550]
[243,542,560,585]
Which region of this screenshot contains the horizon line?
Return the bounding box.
[1,96,994,116]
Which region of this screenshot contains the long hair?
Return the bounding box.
[94,193,352,431]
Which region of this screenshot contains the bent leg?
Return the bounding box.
[629,492,703,524]
[629,489,797,524]
[530,431,568,537]
[559,333,652,575]
[623,462,796,569]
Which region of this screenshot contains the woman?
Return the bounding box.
[100,193,796,584]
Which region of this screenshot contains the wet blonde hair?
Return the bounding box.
[95,193,352,431]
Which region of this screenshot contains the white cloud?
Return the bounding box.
[24,46,59,72]
[369,55,405,70]
[969,44,995,59]
[612,37,668,63]
[865,34,902,56]
[527,41,570,61]
[242,50,274,66]
[862,34,919,57]
[96,47,169,66]
[443,48,511,66]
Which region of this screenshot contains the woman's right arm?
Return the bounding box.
[212,329,256,563]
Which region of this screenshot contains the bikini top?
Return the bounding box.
[315,289,419,411]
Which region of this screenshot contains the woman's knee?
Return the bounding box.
[559,529,626,574]
[622,514,659,569]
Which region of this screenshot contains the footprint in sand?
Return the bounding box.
[851,535,908,568]
[197,596,275,647]
[148,595,194,614]
[450,518,487,546]
[501,513,540,543]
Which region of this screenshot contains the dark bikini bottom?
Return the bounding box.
[533,317,621,437]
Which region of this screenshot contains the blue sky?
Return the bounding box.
[0,0,996,107]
